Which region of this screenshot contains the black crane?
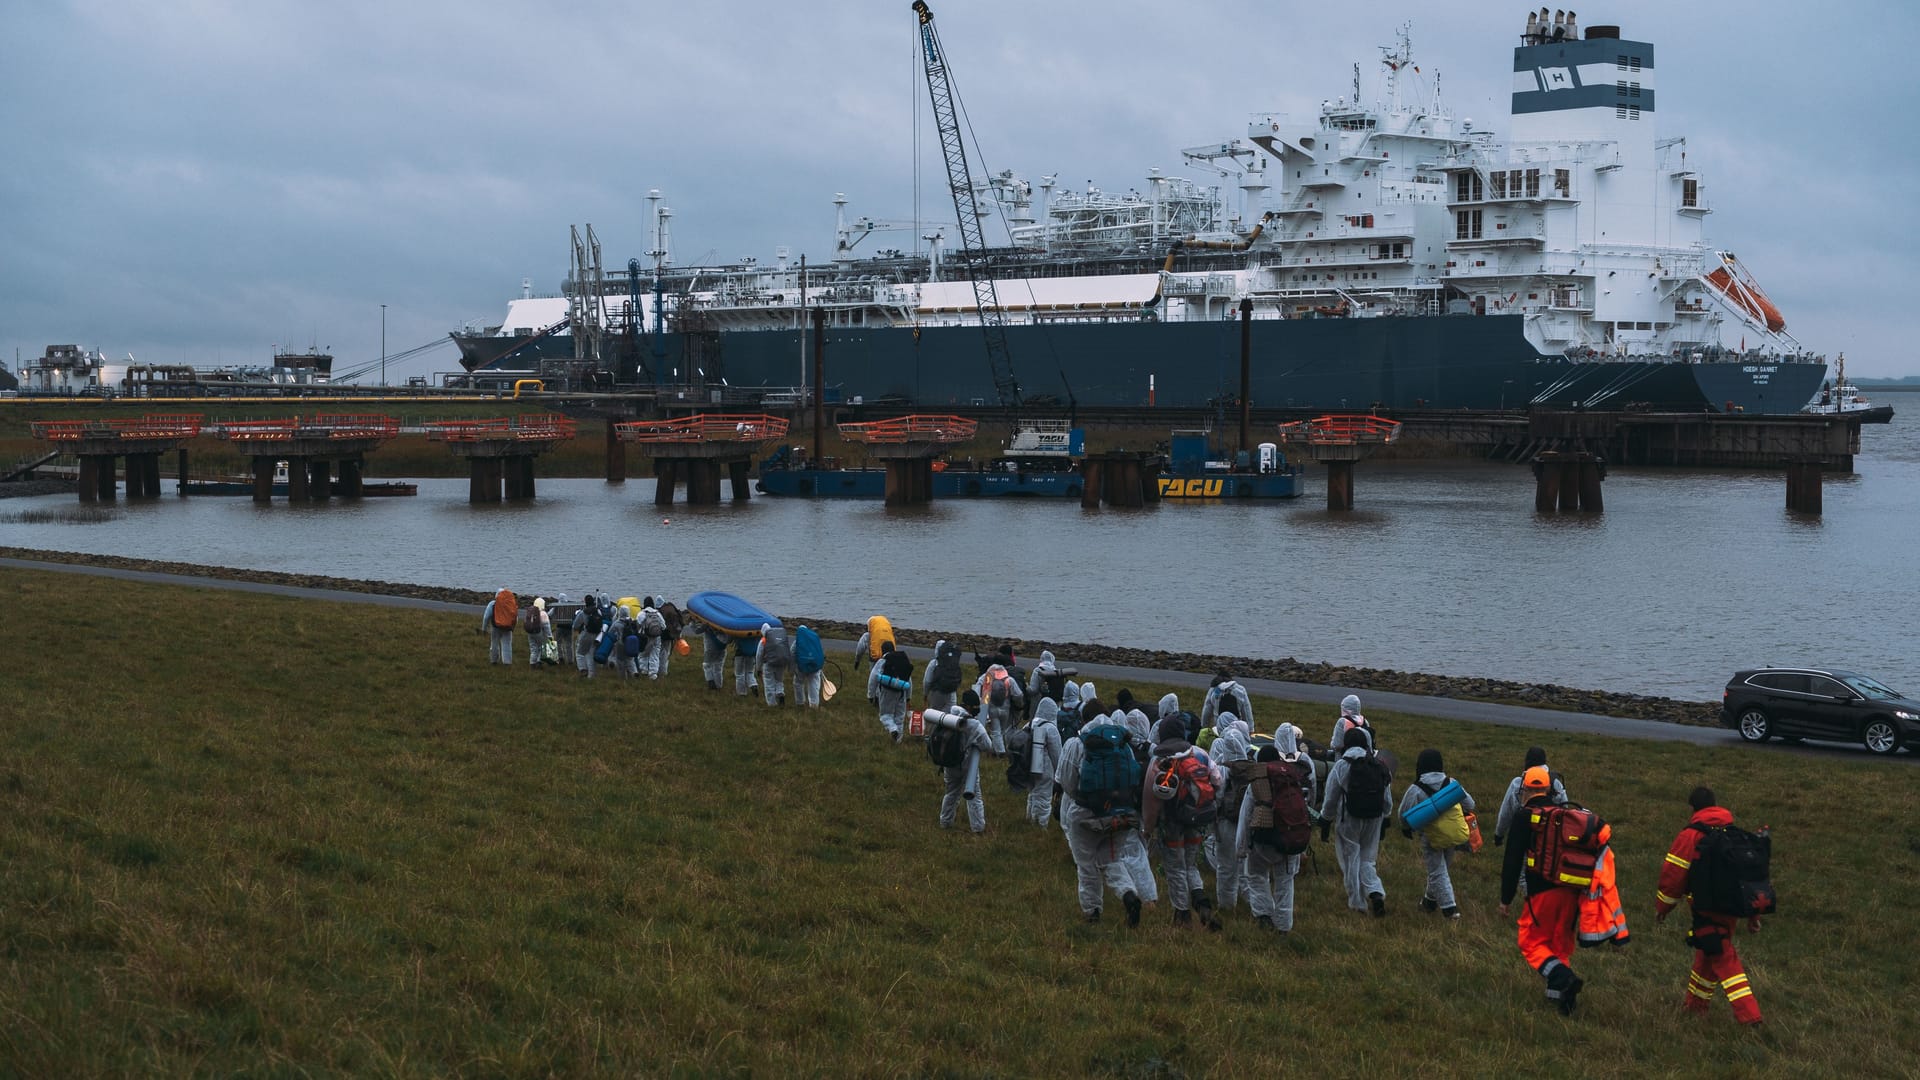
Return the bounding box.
[913,0,1020,410]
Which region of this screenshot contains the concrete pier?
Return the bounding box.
[1275,414,1403,511]
[427,415,577,505]
[619,413,790,506]
[1785,458,1823,514]
[1080,452,1161,509]
[1532,450,1606,513]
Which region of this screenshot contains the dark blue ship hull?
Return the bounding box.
[457,313,1827,414]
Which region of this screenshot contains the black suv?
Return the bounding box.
[1722,668,1920,755]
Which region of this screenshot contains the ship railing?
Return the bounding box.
[614,413,791,444]
[837,415,979,445]
[1275,414,1403,445]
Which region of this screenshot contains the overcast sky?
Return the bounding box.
[4,0,1916,382]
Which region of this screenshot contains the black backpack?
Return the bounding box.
[881,649,913,682]
[928,642,963,693]
[1056,705,1084,742]
[584,605,605,636]
[927,722,968,769]
[1005,725,1035,791]
[1343,753,1390,819]
[1689,824,1777,918]
[1176,709,1202,744]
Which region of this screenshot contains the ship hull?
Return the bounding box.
[461,315,1827,415]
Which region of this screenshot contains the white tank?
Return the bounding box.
[1258,442,1279,473]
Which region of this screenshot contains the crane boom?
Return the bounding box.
[913,0,1020,409]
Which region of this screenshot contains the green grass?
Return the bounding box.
[2,565,1916,1076]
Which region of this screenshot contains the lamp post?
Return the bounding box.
[380,304,387,388]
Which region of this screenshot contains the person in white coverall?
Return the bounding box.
[1141,716,1219,930]
[1054,719,1146,926]
[1201,676,1254,731]
[1023,698,1065,828]
[753,623,792,706]
[971,663,1025,756]
[930,692,993,833]
[1206,715,1252,913]
[1320,723,1393,915]
[701,625,729,690]
[1119,706,1163,905]
[1238,726,1314,932]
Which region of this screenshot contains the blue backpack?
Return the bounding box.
[1074,723,1144,817]
[793,626,825,674]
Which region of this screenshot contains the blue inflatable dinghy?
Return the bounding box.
[686,591,780,638]
[1401,777,1466,831]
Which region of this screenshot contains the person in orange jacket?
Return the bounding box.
[1499,766,1586,1015]
[1655,786,1764,1026]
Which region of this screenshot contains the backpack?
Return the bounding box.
[1248,760,1313,856]
[1526,804,1610,888]
[658,602,683,637]
[927,721,968,769]
[524,608,544,634]
[1177,709,1202,744]
[492,589,518,628]
[1415,778,1471,849]
[622,630,642,658]
[928,642,963,693]
[985,669,1012,708]
[1688,824,1777,918]
[1343,753,1390,820]
[881,649,912,681]
[1005,725,1035,791]
[1056,704,1084,742]
[1073,723,1143,817]
[1152,753,1219,829]
[584,603,605,637]
[640,608,666,637]
[793,626,825,674]
[761,631,792,668]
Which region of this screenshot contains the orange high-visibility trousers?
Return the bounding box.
[1517,886,1580,973]
[1685,918,1762,1024]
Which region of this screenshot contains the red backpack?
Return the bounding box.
[1526,804,1610,888]
[1153,754,1219,829]
[1249,760,1313,856]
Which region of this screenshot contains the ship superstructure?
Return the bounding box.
[449,12,1828,414]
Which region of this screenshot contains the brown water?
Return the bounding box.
[4,390,1916,700]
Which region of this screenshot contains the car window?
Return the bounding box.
[1843,675,1901,700]
[1749,673,1809,693]
[1806,676,1853,698]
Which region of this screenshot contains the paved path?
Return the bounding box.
[6,556,1907,762]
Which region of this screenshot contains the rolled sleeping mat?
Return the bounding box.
[1401,777,1466,831]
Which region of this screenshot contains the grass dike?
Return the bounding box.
[1,564,1915,1075]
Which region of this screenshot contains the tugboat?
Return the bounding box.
[1155,429,1302,500]
[1804,356,1894,423]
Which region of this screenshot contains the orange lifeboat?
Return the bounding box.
[1704,254,1786,333]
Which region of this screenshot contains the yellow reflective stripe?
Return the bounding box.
[1656,890,1680,905]
[1726,988,1755,1002]
[1722,975,1749,989]
[1665,853,1692,869]
[1689,985,1715,999]
[1690,974,1714,988]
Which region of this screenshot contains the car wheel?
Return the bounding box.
[1863,719,1901,756]
[1736,708,1772,743]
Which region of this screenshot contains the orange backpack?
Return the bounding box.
[492,589,519,628]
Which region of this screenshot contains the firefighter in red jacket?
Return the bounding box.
[1655,786,1764,1026]
[1499,766,1586,1015]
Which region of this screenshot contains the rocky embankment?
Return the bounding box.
[0,546,1722,727]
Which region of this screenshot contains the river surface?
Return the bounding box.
[5,390,1916,701]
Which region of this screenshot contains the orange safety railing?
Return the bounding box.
[210,414,400,441]
[425,413,578,442]
[29,414,205,441]
[836,414,979,445]
[614,413,791,443]
[1274,414,1403,445]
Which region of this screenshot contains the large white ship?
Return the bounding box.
[452,11,1828,414]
